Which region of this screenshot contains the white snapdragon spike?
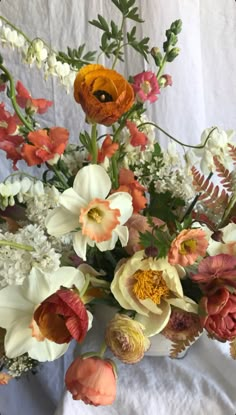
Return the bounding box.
[0,224,61,287]
[194,127,235,174]
[46,164,133,260]
[0,266,93,361]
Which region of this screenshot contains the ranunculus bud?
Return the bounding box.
[211,230,224,243]
[105,314,150,364]
[65,356,116,406]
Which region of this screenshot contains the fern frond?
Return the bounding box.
[191,166,229,215]
[230,338,236,359]
[228,143,236,164]
[213,156,234,191]
[169,329,202,358]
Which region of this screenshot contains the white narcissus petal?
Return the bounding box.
[5,318,34,358]
[49,267,86,293]
[45,207,79,236]
[135,302,171,337]
[28,338,69,362]
[107,192,133,225]
[73,231,92,260]
[23,268,52,304]
[87,310,93,330]
[73,165,111,201]
[114,224,129,247]
[59,188,87,214]
[96,232,118,252]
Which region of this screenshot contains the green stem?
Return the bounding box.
[0,240,35,251]
[111,156,119,189]
[221,193,236,225]
[0,64,34,132]
[0,15,31,43]
[91,124,98,164]
[112,16,125,70]
[156,55,167,80]
[138,122,217,149]
[98,342,107,358]
[48,165,68,189]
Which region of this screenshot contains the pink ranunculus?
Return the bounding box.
[200,287,236,341]
[132,71,160,103]
[168,228,209,266]
[65,356,116,406]
[191,254,236,290]
[125,214,164,255]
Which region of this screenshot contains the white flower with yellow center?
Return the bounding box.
[111,250,197,336]
[0,266,93,362]
[45,165,133,260]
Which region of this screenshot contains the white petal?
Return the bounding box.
[114,224,129,247]
[135,302,171,337]
[49,266,86,293]
[45,207,79,236]
[73,231,91,260]
[107,192,133,225]
[0,286,32,328]
[96,232,118,252]
[28,338,69,362]
[5,317,34,358]
[167,297,198,313]
[73,165,111,201]
[22,268,52,304]
[87,310,93,330]
[59,188,87,214]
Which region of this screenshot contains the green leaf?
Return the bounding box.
[126,7,144,22]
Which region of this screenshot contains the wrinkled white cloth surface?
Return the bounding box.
[0,0,236,414]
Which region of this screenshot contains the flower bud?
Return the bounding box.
[166,47,180,62]
[150,48,163,67]
[211,230,224,243]
[105,314,150,364]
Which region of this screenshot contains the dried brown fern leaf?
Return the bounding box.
[169,329,203,358]
[230,338,236,359]
[228,143,236,164]
[191,166,229,216]
[213,156,234,191]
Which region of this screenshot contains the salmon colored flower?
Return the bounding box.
[74,64,134,126]
[65,356,116,406]
[97,135,119,163]
[105,313,150,363]
[111,250,197,337]
[0,103,23,169]
[132,71,160,103]
[46,164,133,260]
[125,214,164,255]
[200,287,236,341]
[168,228,209,266]
[34,288,89,344]
[16,81,53,114]
[0,373,13,385]
[126,120,148,150]
[21,127,69,166]
[115,168,147,213]
[162,308,202,342]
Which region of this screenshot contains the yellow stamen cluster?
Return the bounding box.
[179,239,197,255]
[88,207,103,223]
[132,269,169,304]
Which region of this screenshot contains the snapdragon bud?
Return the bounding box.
[167,47,180,62]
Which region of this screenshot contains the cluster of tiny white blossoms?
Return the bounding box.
[0,224,61,287]
[61,144,88,176]
[0,18,76,92]
[134,142,195,200]
[2,354,38,378]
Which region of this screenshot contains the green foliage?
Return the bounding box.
[111,0,144,22]
[147,191,185,225]
[139,225,171,259]
[57,44,96,70]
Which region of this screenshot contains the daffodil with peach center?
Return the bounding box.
[79,198,120,243]
[133,270,169,305]
[179,239,197,255]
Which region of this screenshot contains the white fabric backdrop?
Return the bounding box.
[0,0,236,414]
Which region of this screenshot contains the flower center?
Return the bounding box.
[179,239,197,255]
[93,90,113,102]
[87,207,103,223]
[132,269,169,304]
[141,80,151,94]
[115,331,132,351]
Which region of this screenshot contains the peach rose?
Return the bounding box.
[74,64,134,126]
[65,356,116,406]
[168,228,208,266]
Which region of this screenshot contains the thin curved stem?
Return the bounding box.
[138,122,217,149]
[0,15,31,43]
[112,16,125,70]
[0,240,35,251]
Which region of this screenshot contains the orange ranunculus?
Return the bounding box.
[65,356,116,406]
[74,64,134,126]
[33,288,89,344]
[21,127,69,166]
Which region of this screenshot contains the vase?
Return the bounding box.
[93,304,196,358]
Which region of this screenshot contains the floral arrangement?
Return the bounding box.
[0,0,236,406]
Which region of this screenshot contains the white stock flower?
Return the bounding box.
[0,266,93,361]
[46,164,133,260]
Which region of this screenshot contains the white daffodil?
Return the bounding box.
[45,164,133,260]
[111,250,197,337]
[0,266,93,362]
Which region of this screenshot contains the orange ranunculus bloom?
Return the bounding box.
[74,64,134,126]
[65,356,116,406]
[21,127,69,166]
